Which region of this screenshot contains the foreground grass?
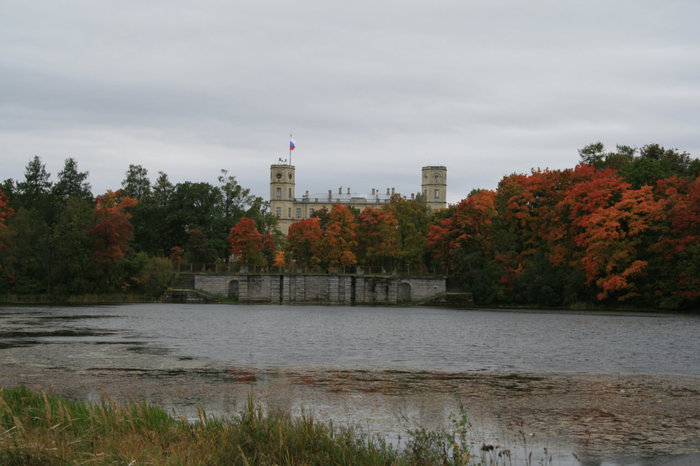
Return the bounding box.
[0,386,476,465]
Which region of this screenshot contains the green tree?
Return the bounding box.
[16,156,55,224]
[50,197,94,294]
[2,208,51,293]
[386,195,431,269]
[17,156,52,203]
[52,157,92,202]
[578,142,606,168]
[121,164,151,201]
[356,207,399,268]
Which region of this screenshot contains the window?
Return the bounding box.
[310,208,314,216]
[288,188,292,198]
[276,187,281,198]
[276,207,281,216]
[296,208,301,218]
[288,207,291,217]
[434,189,439,199]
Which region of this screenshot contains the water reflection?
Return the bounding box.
[1,304,699,465]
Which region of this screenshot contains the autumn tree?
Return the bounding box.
[262,233,277,266]
[319,204,358,271]
[426,189,502,302]
[89,190,138,290]
[285,218,323,269]
[647,176,700,308]
[562,169,662,301]
[228,217,265,265]
[0,188,14,253]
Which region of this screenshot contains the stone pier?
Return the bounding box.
[190,273,445,305]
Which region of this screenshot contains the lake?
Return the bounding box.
[1,304,699,465]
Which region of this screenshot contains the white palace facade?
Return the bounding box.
[269,164,447,234]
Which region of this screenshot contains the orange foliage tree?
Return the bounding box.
[319,204,358,270]
[228,217,264,265]
[562,168,663,301]
[427,189,496,271]
[650,176,700,306]
[90,190,138,267]
[285,218,323,269]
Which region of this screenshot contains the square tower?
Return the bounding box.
[422,166,447,211]
[270,164,296,233]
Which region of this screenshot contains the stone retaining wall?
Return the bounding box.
[191,273,445,305]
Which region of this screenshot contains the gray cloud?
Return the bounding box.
[1,0,699,204]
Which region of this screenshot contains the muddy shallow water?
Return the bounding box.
[1,304,699,465]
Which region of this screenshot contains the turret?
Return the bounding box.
[270,163,296,234]
[421,166,447,211]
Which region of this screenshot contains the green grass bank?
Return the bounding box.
[0,386,481,465]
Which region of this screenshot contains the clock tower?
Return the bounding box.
[270,163,296,234]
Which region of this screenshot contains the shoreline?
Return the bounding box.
[1,339,699,462]
[2,295,698,315]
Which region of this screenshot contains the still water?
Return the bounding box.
[2,304,699,465]
[7,304,696,375]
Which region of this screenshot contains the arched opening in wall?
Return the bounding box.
[228,280,239,299]
[399,282,412,302]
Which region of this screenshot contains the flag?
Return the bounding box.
[290,137,296,151]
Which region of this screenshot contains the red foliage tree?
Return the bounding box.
[89,190,138,266]
[320,204,358,270]
[427,189,496,270]
[561,169,663,301]
[285,218,322,269]
[651,175,700,306]
[228,217,264,265]
[0,188,15,254]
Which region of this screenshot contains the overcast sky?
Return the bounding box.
[1,1,699,204]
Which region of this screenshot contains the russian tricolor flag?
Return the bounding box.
[290,137,296,150]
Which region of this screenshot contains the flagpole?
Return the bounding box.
[289,133,292,165]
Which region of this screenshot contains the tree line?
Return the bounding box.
[0,158,273,297]
[0,142,698,309]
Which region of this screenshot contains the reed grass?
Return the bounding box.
[0,386,482,465]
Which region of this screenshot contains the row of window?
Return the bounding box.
[282,188,441,200]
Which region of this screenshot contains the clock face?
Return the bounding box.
[276,173,282,179]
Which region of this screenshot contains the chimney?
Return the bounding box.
[339,187,342,195]
[371,188,375,195]
[386,188,390,195]
[391,187,395,195]
[328,189,332,199]
[411,193,415,199]
[347,187,351,195]
[305,190,309,198]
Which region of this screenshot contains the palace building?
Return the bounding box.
[269,164,447,234]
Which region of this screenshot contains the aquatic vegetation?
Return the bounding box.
[1,386,483,465]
